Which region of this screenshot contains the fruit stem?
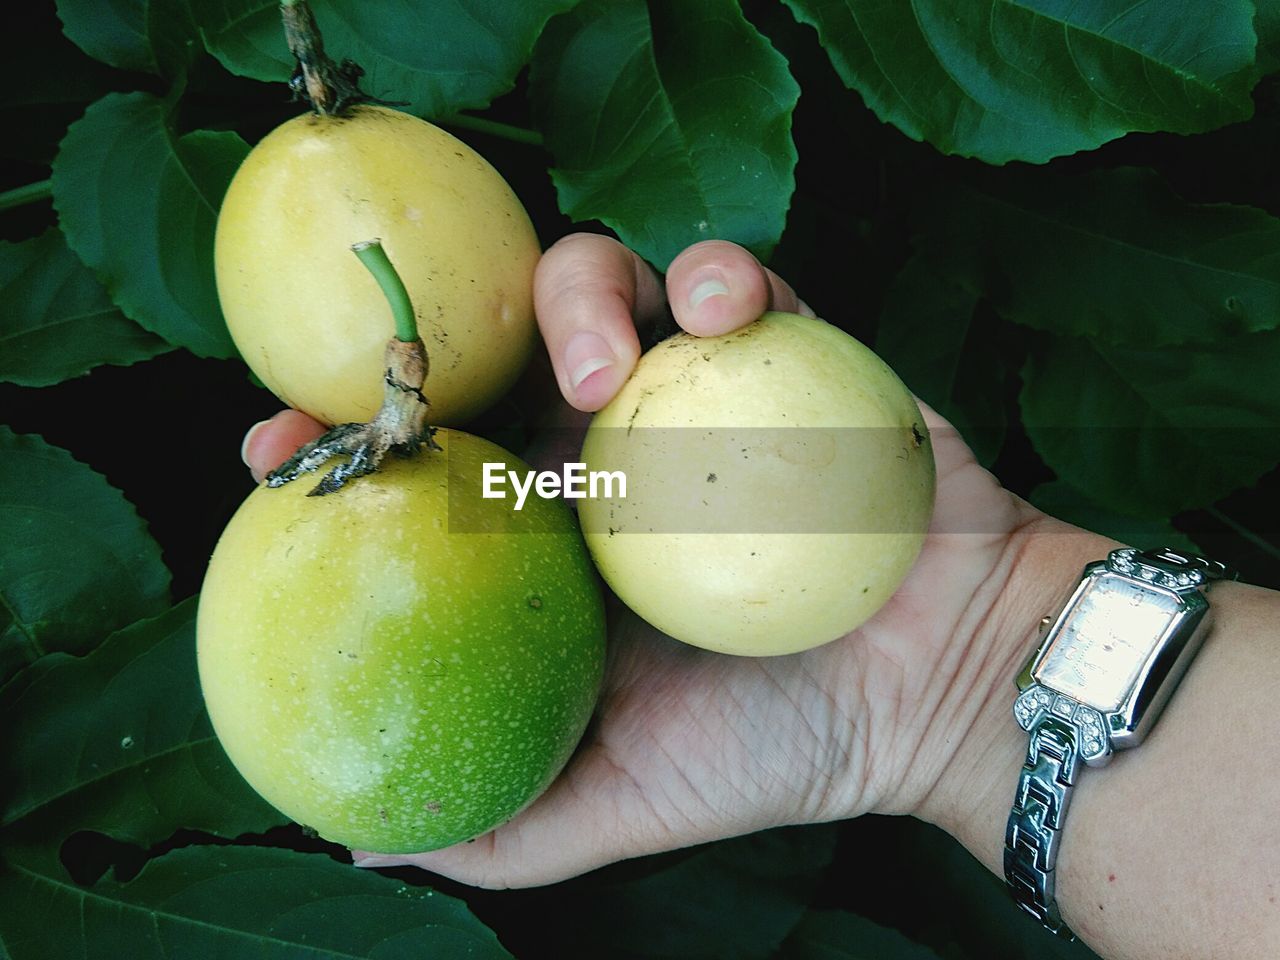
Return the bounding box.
[352,240,419,344]
[280,0,365,115]
[264,241,437,495]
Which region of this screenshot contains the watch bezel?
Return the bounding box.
[1016,559,1212,753]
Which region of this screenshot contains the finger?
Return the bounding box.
[241,409,327,483]
[535,233,665,412]
[665,240,814,337]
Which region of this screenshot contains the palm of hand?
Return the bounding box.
[398,405,1035,887]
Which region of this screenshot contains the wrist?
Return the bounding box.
[911,517,1117,876]
[904,524,1280,958]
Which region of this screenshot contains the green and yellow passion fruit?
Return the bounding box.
[197,431,606,853]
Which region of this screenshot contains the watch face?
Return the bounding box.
[1034,572,1183,712]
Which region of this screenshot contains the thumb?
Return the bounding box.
[241,409,327,483]
[665,240,814,337]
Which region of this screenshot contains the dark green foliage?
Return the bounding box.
[0,429,170,683]
[0,231,171,386]
[781,0,1258,164]
[779,909,947,959]
[194,0,580,117]
[0,845,512,959]
[1,601,282,861]
[531,0,799,268]
[52,93,248,359]
[567,826,838,959]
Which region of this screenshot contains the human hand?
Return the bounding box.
[240,235,1075,889]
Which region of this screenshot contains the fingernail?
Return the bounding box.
[352,856,405,869]
[565,331,616,391]
[240,419,271,469]
[689,275,730,310]
[570,357,613,389]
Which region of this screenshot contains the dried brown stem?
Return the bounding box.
[266,338,439,496]
[280,0,368,115]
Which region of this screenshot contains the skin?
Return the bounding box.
[217,105,540,427]
[244,236,1280,960]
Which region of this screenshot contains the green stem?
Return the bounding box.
[0,179,53,213]
[352,240,418,343]
[442,114,543,147]
[1206,506,1280,562]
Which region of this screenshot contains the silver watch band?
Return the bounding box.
[1004,715,1079,937]
[1004,547,1229,939]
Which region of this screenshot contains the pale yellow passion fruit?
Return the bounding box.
[578,312,935,657]
[215,105,540,426]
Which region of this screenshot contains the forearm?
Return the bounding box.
[919,519,1280,959]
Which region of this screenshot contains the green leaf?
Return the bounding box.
[52,93,247,359]
[1029,480,1202,554]
[531,0,799,269]
[55,0,198,77]
[194,0,580,117]
[778,909,946,960]
[1257,0,1280,76]
[0,429,170,683]
[188,0,284,82]
[1020,330,1280,518]
[782,0,1258,164]
[0,230,172,387]
[946,169,1280,347]
[572,825,837,959]
[0,846,512,960]
[0,600,282,861]
[874,247,1007,467]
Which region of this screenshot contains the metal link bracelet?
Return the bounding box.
[1004,716,1080,938]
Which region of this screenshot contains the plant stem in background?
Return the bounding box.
[0,179,53,213]
[1206,506,1280,561]
[443,114,544,147]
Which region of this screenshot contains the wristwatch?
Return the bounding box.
[1003,546,1230,937]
